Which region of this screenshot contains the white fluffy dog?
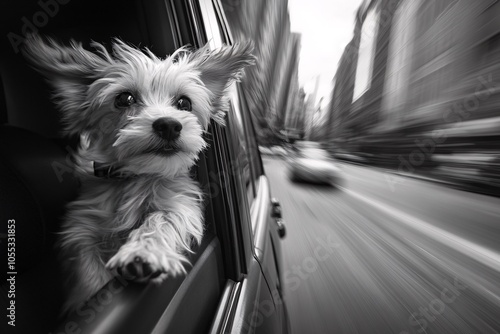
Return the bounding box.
[22,35,254,313]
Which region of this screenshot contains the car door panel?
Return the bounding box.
[51,236,224,334]
[151,238,225,334]
[228,260,281,334]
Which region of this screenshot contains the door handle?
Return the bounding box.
[271,198,282,218]
[271,198,286,238]
[275,219,286,238]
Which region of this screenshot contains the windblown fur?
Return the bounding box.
[22,35,254,313]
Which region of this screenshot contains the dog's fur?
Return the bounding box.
[22,35,254,313]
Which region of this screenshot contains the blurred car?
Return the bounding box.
[288,146,341,186]
[295,140,322,149]
[259,145,288,157]
[0,1,289,333]
[334,152,367,164]
[271,146,288,157]
[259,145,275,155]
[433,153,500,196]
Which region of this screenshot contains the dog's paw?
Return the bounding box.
[116,256,164,282]
[106,243,186,283]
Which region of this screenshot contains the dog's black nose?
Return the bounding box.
[152,117,182,141]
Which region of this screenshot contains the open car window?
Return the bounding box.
[0,1,232,333]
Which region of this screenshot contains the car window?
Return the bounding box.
[238,86,264,180]
[198,0,257,206]
[198,0,255,277]
[227,85,255,204]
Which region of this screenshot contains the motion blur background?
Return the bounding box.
[221,0,500,333]
[223,0,500,196]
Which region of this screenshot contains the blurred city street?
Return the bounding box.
[263,156,500,334]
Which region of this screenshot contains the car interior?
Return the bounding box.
[0,0,273,333]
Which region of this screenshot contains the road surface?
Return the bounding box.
[263,156,500,334]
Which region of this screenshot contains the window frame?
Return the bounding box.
[196,0,255,279]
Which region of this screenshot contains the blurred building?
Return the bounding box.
[221,0,302,145]
[276,32,302,131]
[325,3,369,150]
[309,96,330,141]
[395,1,500,136]
[303,76,320,139]
[285,87,306,137]
[344,0,402,153]
[326,0,500,180]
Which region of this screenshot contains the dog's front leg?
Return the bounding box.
[106,209,203,283]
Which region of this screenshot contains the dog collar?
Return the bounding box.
[93,162,135,179]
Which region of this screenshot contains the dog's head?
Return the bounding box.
[22,35,254,176]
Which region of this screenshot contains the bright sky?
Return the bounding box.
[288,0,365,105]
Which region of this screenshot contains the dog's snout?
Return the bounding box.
[152,117,182,141]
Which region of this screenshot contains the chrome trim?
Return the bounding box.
[198,0,225,48]
[212,0,234,44]
[250,175,271,261]
[228,262,263,334]
[209,280,242,334]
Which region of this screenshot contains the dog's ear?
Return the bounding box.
[22,34,110,135]
[189,42,255,122]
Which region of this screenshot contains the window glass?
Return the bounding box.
[227,84,255,204]
[238,86,264,180]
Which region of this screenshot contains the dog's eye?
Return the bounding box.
[115,92,136,108]
[176,96,192,111]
